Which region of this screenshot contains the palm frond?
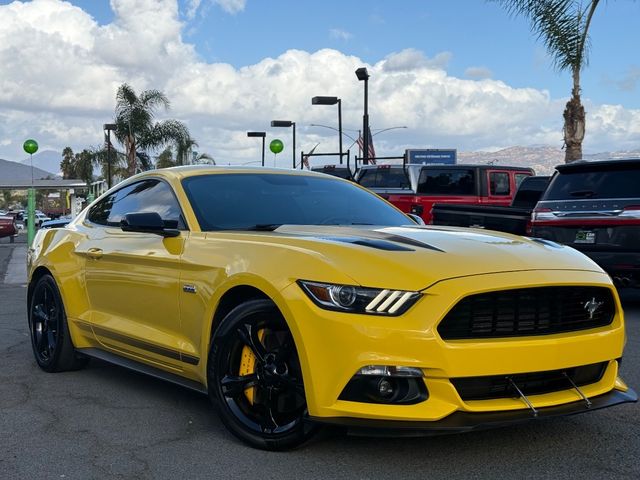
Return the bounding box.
[491,0,599,72]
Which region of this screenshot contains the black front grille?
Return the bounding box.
[452,362,608,401]
[437,286,615,340]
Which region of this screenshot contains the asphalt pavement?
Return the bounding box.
[1,234,638,479]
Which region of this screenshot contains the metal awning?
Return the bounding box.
[0,179,87,190]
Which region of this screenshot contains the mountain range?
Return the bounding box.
[458,146,640,175]
[1,145,638,182]
[0,158,58,183]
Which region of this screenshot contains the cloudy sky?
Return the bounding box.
[1,0,639,168]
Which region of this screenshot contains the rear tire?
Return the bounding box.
[28,274,88,372]
[208,299,318,450]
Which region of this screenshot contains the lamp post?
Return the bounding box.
[271,120,296,168]
[355,67,370,165]
[247,131,266,167]
[103,123,117,189]
[311,96,343,164]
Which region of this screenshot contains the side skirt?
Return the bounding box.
[77,347,208,395]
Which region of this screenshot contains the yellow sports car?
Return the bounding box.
[27,166,636,450]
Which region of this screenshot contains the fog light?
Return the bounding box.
[339,366,428,405]
[378,378,394,396]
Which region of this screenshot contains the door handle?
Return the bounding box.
[86,248,103,259]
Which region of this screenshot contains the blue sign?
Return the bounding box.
[406,149,457,165]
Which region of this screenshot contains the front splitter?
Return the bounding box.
[309,388,637,437]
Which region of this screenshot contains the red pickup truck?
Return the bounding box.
[355,164,534,223]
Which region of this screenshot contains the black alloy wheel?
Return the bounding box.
[29,274,88,372]
[209,299,318,450]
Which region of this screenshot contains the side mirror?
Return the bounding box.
[120,212,180,237]
[407,213,425,225]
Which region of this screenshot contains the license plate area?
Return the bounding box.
[575,230,596,244]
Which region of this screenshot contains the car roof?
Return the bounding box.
[129,165,337,182]
[556,158,640,173]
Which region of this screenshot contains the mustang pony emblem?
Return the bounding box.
[583,297,604,320]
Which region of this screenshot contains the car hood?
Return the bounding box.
[266,225,603,291]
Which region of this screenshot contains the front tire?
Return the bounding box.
[28,274,88,372]
[208,299,318,450]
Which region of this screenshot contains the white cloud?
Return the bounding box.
[465,66,493,80]
[382,48,452,72]
[214,0,246,14]
[186,0,202,19]
[0,0,638,167]
[329,28,353,41]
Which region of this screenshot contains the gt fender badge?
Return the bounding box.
[583,297,603,320]
[183,284,197,294]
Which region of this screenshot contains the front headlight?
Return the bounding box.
[298,280,421,316]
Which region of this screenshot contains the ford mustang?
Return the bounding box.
[27,166,636,450]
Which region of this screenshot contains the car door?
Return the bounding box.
[78,179,189,371]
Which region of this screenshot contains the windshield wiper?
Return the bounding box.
[244,224,282,231]
[569,190,597,198]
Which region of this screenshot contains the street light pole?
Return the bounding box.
[103,123,117,189]
[311,96,344,164]
[247,131,266,166]
[355,67,370,165]
[270,120,296,169]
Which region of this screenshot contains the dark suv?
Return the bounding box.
[531,159,640,288]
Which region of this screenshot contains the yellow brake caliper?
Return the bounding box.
[238,329,265,404]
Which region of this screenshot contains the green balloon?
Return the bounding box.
[269,139,284,154]
[23,139,39,155]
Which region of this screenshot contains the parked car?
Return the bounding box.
[0,214,18,240]
[28,166,636,450]
[310,164,354,180]
[531,158,640,288]
[28,212,52,228]
[40,216,72,229]
[356,164,534,223]
[431,176,550,235]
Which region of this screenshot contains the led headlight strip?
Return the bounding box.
[298,280,421,316]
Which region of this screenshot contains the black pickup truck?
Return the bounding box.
[431,175,550,235]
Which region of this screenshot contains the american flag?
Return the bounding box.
[302,143,320,169]
[357,127,376,165]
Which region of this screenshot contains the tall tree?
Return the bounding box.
[113,83,191,176]
[73,149,94,185]
[155,147,176,169]
[493,0,601,162]
[60,147,76,179]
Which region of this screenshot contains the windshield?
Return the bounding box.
[543,167,640,200]
[182,173,412,230]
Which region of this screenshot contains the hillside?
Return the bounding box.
[458,146,640,175]
[0,158,58,183]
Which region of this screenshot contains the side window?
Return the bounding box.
[515,173,530,189]
[417,169,476,195]
[87,192,117,225]
[88,180,186,229]
[489,172,510,196]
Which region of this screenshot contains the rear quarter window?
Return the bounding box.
[357,168,409,188]
[543,167,640,200]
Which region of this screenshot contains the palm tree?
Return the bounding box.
[113,84,191,176]
[493,0,601,162]
[60,147,76,179]
[73,149,94,185]
[155,147,176,169]
[193,152,216,165]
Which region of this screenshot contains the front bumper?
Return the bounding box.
[311,388,638,437]
[279,269,629,422]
